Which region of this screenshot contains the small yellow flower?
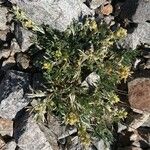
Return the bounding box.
[24,19,34,28]
[118,66,132,82]
[78,126,91,148]
[42,62,52,70]
[111,93,120,104]
[89,20,98,32]
[114,27,127,39]
[65,112,79,125]
[55,50,62,58]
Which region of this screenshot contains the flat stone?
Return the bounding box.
[0,118,13,136]
[0,70,30,119]
[0,7,8,30]
[14,112,53,150]
[11,0,92,31]
[128,78,150,112]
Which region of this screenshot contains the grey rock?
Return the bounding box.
[119,0,150,23]
[144,59,150,69]
[16,53,30,69]
[128,113,150,132]
[2,56,16,70]
[14,24,35,52]
[14,113,53,150]
[118,123,127,133]
[0,49,11,59]
[121,22,150,49]
[12,0,93,31]
[90,0,106,9]
[5,141,16,150]
[0,7,8,30]
[0,70,30,119]
[93,139,110,150]
[82,72,100,89]
[132,0,150,23]
[141,115,150,127]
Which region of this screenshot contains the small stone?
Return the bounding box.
[16,52,30,69]
[0,118,13,136]
[0,7,8,30]
[0,49,11,59]
[128,78,150,112]
[144,59,150,69]
[0,29,9,41]
[2,56,16,70]
[101,4,113,15]
[118,122,127,133]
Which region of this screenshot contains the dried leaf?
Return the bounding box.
[101,4,113,15]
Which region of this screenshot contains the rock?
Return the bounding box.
[90,0,106,9]
[144,59,150,69]
[0,70,30,119]
[0,29,9,41]
[14,112,53,150]
[132,0,150,23]
[0,49,11,59]
[16,52,30,69]
[118,146,142,150]
[0,138,5,150]
[141,115,150,127]
[93,139,110,150]
[0,7,8,30]
[122,22,150,49]
[11,0,92,31]
[128,113,150,131]
[0,118,13,136]
[118,122,127,133]
[4,141,16,150]
[82,72,100,89]
[14,23,35,52]
[2,56,16,70]
[128,78,150,112]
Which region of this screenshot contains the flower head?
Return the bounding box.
[65,112,79,125]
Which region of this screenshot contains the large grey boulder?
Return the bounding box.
[11,0,93,31]
[0,7,8,30]
[132,0,150,23]
[119,0,150,23]
[0,70,30,119]
[121,22,150,49]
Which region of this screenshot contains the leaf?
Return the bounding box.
[101,4,113,16]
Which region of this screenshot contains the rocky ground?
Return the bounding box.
[0,0,150,150]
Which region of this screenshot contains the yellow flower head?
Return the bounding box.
[89,20,98,32]
[118,66,132,82]
[24,19,34,28]
[114,27,127,39]
[78,126,91,148]
[65,112,79,126]
[42,62,52,70]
